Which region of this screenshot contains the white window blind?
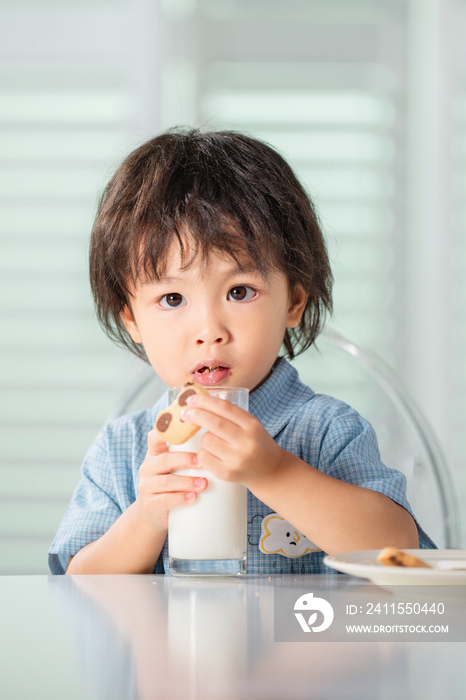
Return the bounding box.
[0,4,145,573]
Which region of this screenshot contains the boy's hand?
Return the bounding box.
[180,393,285,488]
[135,429,208,532]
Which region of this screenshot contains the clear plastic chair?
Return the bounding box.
[108,327,461,549]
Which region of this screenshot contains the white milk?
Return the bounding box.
[168,429,248,561]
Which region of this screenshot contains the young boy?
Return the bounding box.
[48,129,433,576]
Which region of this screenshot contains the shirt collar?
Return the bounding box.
[249,357,314,438]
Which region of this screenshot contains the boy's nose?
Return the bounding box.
[196,332,226,346]
[195,317,228,346]
[194,302,229,346]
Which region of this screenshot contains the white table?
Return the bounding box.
[0,574,464,699]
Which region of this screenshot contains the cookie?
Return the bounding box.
[155,382,209,444]
[377,547,430,568]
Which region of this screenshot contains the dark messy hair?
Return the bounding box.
[89,128,333,362]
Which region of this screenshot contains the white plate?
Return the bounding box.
[323,550,466,587]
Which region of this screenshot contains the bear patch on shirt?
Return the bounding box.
[259,513,321,557]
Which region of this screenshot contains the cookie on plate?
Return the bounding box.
[377,547,430,568]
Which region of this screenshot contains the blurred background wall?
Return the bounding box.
[1,0,466,572]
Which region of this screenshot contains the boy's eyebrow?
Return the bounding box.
[155,264,265,285]
[156,275,182,284]
[225,263,264,276]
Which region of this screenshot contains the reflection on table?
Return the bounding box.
[0,574,465,700]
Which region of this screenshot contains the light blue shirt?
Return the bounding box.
[48,358,435,575]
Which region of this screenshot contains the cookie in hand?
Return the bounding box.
[155,382,209,444]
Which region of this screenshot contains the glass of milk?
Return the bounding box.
[168,386,249,576]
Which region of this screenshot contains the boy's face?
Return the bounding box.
[121,240,307,392]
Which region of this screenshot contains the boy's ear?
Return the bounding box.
[120,305,143,344]
[286,285,308,329]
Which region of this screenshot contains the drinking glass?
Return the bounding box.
[168,386,249,576]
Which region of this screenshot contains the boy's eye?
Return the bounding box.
[159,293,186,308]
[227,285,256,302]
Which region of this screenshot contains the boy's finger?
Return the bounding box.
[145,450,201,474]
[153,490,200,511]
[185,393,247,427]
[148,474,208,494]
[179,406,241,443]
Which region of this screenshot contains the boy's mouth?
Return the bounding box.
[191,360,231,386]
[197,365,225,374]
